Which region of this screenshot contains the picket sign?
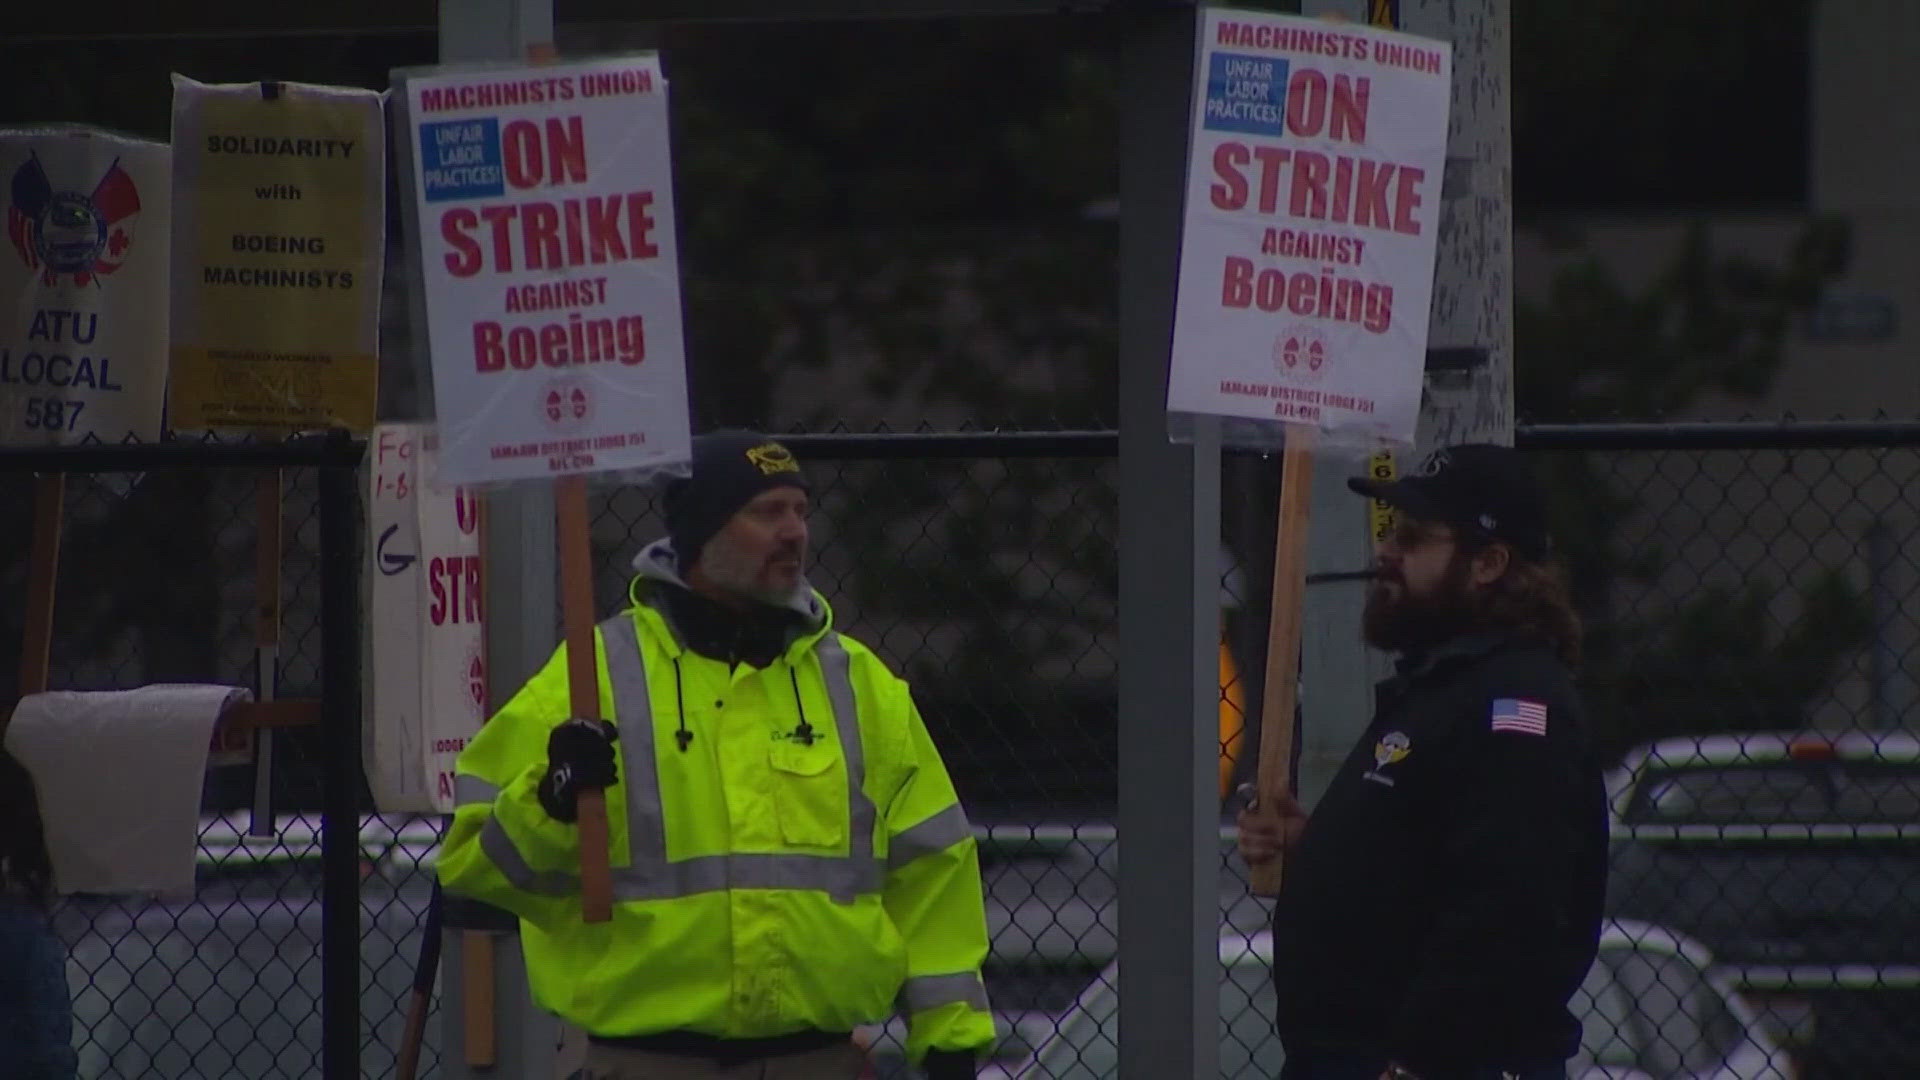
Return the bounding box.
[1165,7,1452,896]
[397,41,693,937]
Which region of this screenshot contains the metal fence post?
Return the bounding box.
[430,0,562,700]
[318,435,367,1080]
[430,2,566,1077]
[1117,5,1219,1079]
[1294,0,1516,808]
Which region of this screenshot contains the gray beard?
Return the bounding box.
[699,533,807,609]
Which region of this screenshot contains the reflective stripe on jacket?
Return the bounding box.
[437,583,995,1062]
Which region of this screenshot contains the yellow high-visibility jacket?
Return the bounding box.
[437,547,996,1064]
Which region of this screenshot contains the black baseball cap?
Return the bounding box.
[1346,443,1551,561]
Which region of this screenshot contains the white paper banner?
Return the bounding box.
[0,127,170,445]
[7,684,248,898]
[364,422,486,813]
[1167,9,1452,449]
[401,56,692,486]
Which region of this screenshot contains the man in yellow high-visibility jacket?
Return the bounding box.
[439,431,995,1080]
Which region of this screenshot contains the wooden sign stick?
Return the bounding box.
[461,485,497,1069]
[395,879,444,1080]
[516,38,614,927]
[8,474,65,737]
[558,473,613,923]
[462,928,496,1068]
[1249,428,1315,898]
[455,51,609,1080]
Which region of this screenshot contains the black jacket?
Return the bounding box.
[1268,633,1608,1078]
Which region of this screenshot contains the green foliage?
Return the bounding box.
[667,16,1871,739]
[665,19,1118,431]
[823,458,1117,694]
[1516,220,1869,759]
[1583,569,1874,762]
[1516,219,1849,421]
[0,17,1875,758]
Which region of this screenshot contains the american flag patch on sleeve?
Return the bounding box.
[1490,698,1548,736]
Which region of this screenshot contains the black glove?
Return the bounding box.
[921,1049,976,1080]
[537,718,619,823]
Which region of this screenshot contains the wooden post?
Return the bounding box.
[511,37,614,927]
[396,880,445,1080]
[1249,429,1315,898]
[19,474,64,698]
[462,931,497,1068]
[557,473,613,923]
[7,474,65,739]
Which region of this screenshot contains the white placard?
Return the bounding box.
[401,56,692,486]
[166,77,387,434]
[365,422,486,814]
[0,127,170,444]
[1168,8,1452,449]
[416,426,488,809]
[366,424,427,812]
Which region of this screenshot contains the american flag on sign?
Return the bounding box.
[1490,698,1548,736]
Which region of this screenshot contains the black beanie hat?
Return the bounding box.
[664,430,809,566]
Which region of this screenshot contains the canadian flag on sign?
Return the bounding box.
[87,160,142,279]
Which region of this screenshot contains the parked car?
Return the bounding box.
[1603,731,1920,1078]
[855,819,1273,1078]
[982,921,1792,1080]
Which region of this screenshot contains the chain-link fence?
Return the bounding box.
[1521,429,1920,1080]
[4,423,1916,1078]
[2,439,380,1080]
[1203,430,1920,1080]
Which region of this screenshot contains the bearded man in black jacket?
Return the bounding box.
[1237,444,1608,1080]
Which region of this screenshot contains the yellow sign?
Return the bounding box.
[1367,449,1397,547]
[167,77,385,433]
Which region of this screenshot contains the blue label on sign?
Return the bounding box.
[1203,52,1290,138]
[420,118,505,202]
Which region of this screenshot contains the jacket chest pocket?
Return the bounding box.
[768,740,848,849]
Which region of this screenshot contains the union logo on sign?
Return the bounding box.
[467,650,486,709]
[7,152,144,287]
[539,376,594,431]
[1273,325,1329,381]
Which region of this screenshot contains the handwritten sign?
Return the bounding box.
[1167,8,1452,448]
[401,56,692,485]
[364,422,486,813]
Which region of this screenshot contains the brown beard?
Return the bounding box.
[1363,552,1476,653]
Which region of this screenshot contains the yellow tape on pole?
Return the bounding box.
[1367,450,1398,549]
[1366,0,1400,551]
